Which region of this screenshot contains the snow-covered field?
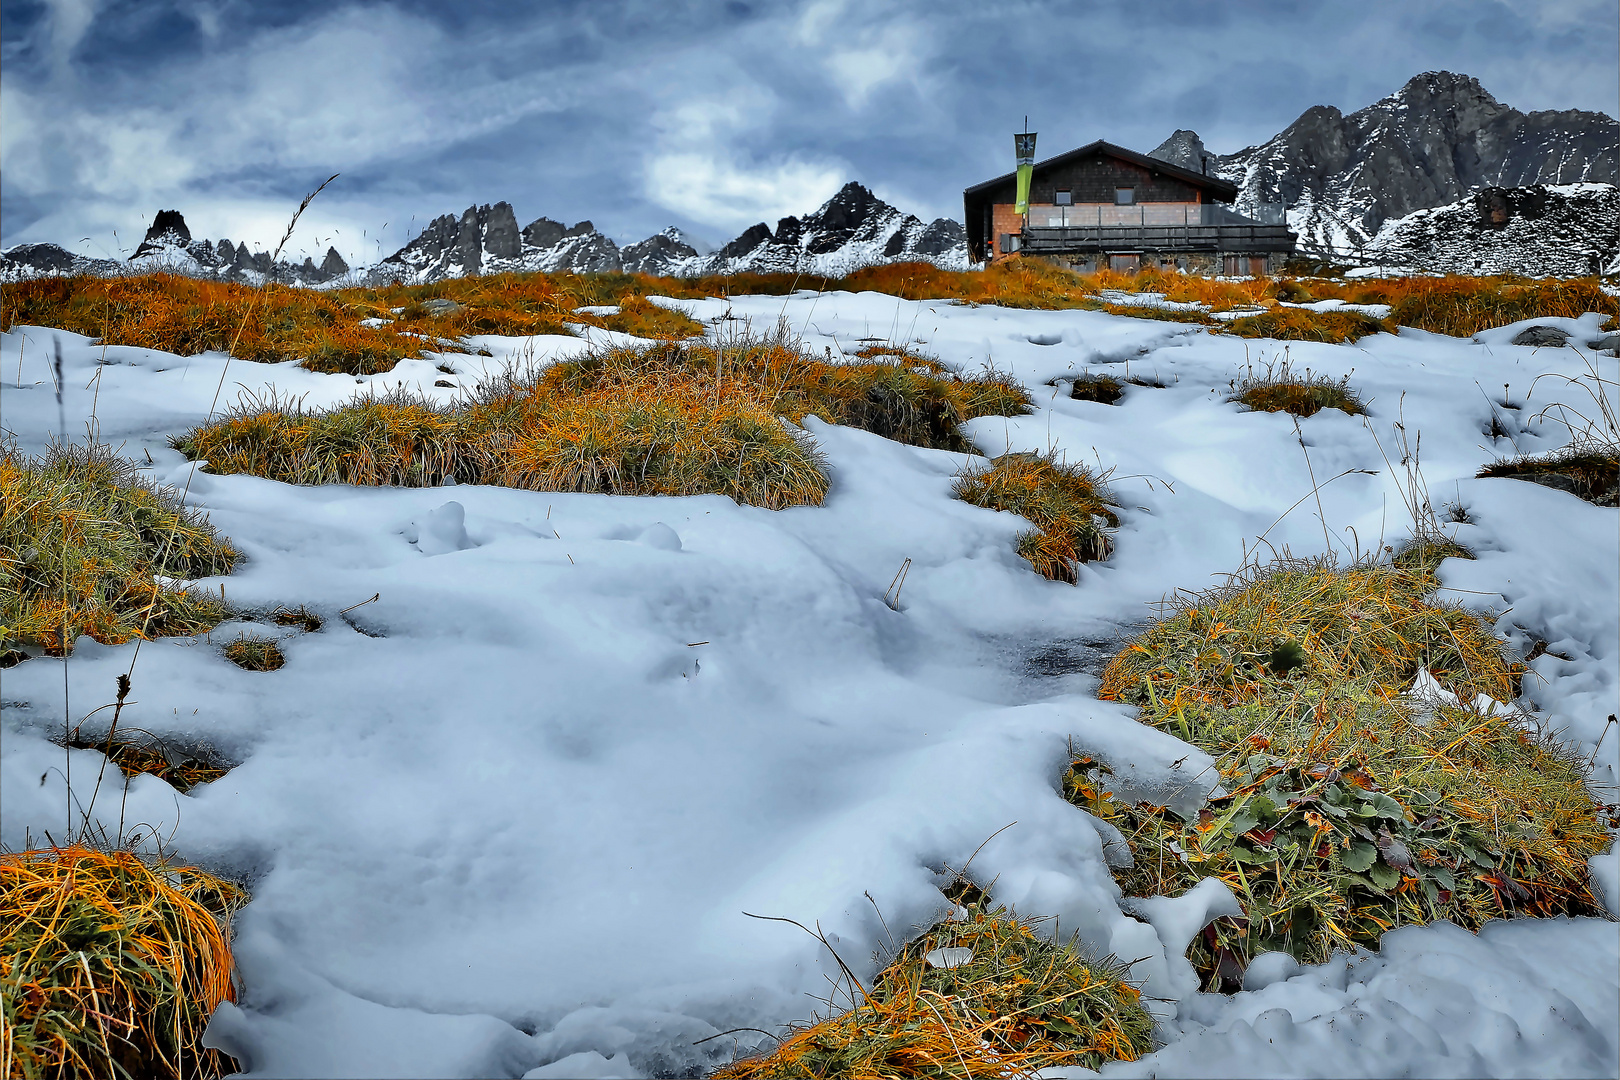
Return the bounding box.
[1,292,1616,1079]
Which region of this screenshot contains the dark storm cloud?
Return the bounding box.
[2,0,1615,262]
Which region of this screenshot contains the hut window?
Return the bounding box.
[1054,189,1072,205]
[1114,187,1135,205]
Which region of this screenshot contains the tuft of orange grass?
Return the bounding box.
[221,632,286,671]
[714,905,1153,1079]
[1,846,245,1080]
[59,736,231,793]
[1230,360,1366,417]
[1098,553,1517,710]
[953,453,1118,583]
[1295,275,1619,338]
[1226,308,1392,343]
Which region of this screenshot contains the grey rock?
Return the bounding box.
[1500,472,1579,493]
[719,223,775,261]
[420,298,464,316]
[0,242,76,273]
[1148,129,1216,175]
[700,182,969,274]
[1365,182,1620,275]
[521,217,567,249]
[620,228,698,275]
[1585,333,1620,354]
[1511,325,1572,346]
[913,218,966,256]
[483,202,521,259]
[377,182,969,283]
[320,246,349,278]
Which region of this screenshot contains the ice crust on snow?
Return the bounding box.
[0,293,1614,1078]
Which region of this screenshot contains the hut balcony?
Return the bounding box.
[1016,202,1295,255]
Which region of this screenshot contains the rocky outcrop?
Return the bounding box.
[1148,130,1216,175]
[620,227,699,275]
[1361,182,1620,276]
[381,206,626,280]
[1197,71,1618,254]
[131,209,193,259]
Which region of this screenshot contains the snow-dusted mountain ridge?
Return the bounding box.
[376,182,969,283]
[1150,71,1618,256]
[0,208,349,285]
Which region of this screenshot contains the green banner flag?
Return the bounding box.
[1014,131,1037,217]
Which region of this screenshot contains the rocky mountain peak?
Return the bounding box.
[1209,71,1618,254]
[1148,130,1215,174]
[132,209,193,258]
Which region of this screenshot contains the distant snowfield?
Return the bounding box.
[1,294,1616,1079]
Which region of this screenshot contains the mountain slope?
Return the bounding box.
[1205,71,1618,253]
[1363,182,1620,276]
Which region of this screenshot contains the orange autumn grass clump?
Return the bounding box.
[7,267,1610,376]
[953,452,1119,583]
[174,329,1032,508]
[1,846,246,1080]
[714,902,1154,1079]
[1,273,420,374]
[0,271,707,378]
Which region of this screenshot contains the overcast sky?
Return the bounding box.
[3,0,1616,263]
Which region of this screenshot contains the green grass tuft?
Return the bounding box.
[1,440,237,655]
[1230,360,1366,418]
[1476,442,1619,507]
[221,632,286,672]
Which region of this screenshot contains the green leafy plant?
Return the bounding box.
[1074,554,1608,988]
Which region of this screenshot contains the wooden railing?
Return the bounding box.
[1019,223,1296,254]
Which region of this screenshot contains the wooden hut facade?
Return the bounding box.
[963,140,1295,274]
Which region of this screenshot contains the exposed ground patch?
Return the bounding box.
[953,452,1119,583]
